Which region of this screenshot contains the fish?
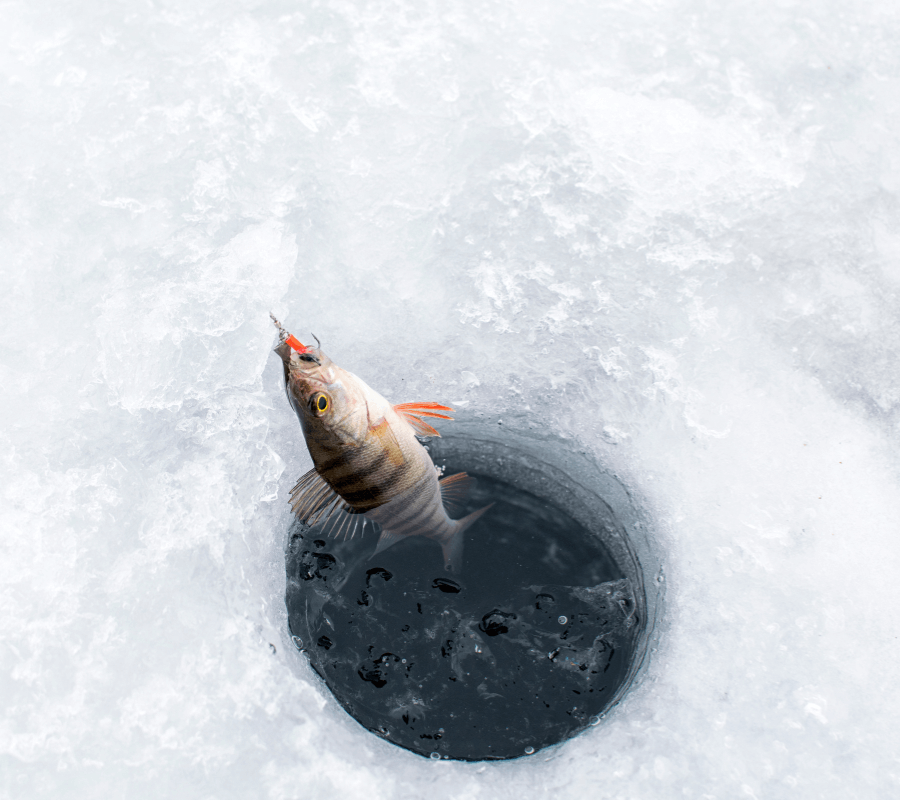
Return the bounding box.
[271,314,492,571]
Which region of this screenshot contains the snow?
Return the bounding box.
[2,0,900,797]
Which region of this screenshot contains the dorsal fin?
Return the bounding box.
[393,402,454,418]
[439,472,475,515]
[394,402,454,438]
[289,467,367,539]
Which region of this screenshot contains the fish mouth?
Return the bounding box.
[274,341,294,365]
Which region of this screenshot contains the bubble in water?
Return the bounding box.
[430,752,441,760]
[524,746,535,755]
[557,615,567,625]
[589,715,601,726]
[291,635,304,650]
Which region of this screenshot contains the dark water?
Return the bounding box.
[284,473,640,760]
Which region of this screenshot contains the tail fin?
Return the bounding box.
[440,504,494,573]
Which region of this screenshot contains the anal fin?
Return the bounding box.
[441,503,494,572]
[372,529,407,557]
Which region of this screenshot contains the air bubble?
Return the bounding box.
[524,746,535,755]
[291,635,304,650]
[430,752,441,760]
[589,715,601,726]
[557,615,567,625]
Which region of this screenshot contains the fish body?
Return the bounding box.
[272,316,490,571]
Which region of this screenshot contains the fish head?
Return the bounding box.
[271,317,367,446]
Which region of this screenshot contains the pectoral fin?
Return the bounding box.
[290,468,339,522]
[289,468,364,538]
[368,416,405,466]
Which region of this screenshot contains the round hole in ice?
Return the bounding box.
[284,417,661,761]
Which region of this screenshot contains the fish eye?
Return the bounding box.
[298,353,320,364]
[312,393,329,414]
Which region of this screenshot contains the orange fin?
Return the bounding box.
[439,472,475,514]
[393,402,454,419]
[394,402,454,413]
[402,415,442,438]
[394,402,454,438]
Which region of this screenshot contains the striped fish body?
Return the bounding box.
[272,319,491,571]
[295,375,428,512]
[363,458,473,568]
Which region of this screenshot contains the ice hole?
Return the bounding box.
[284,418,662,760]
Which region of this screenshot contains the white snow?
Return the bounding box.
[2,0,900,797]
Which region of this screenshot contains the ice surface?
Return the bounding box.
[2,0,900,797]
